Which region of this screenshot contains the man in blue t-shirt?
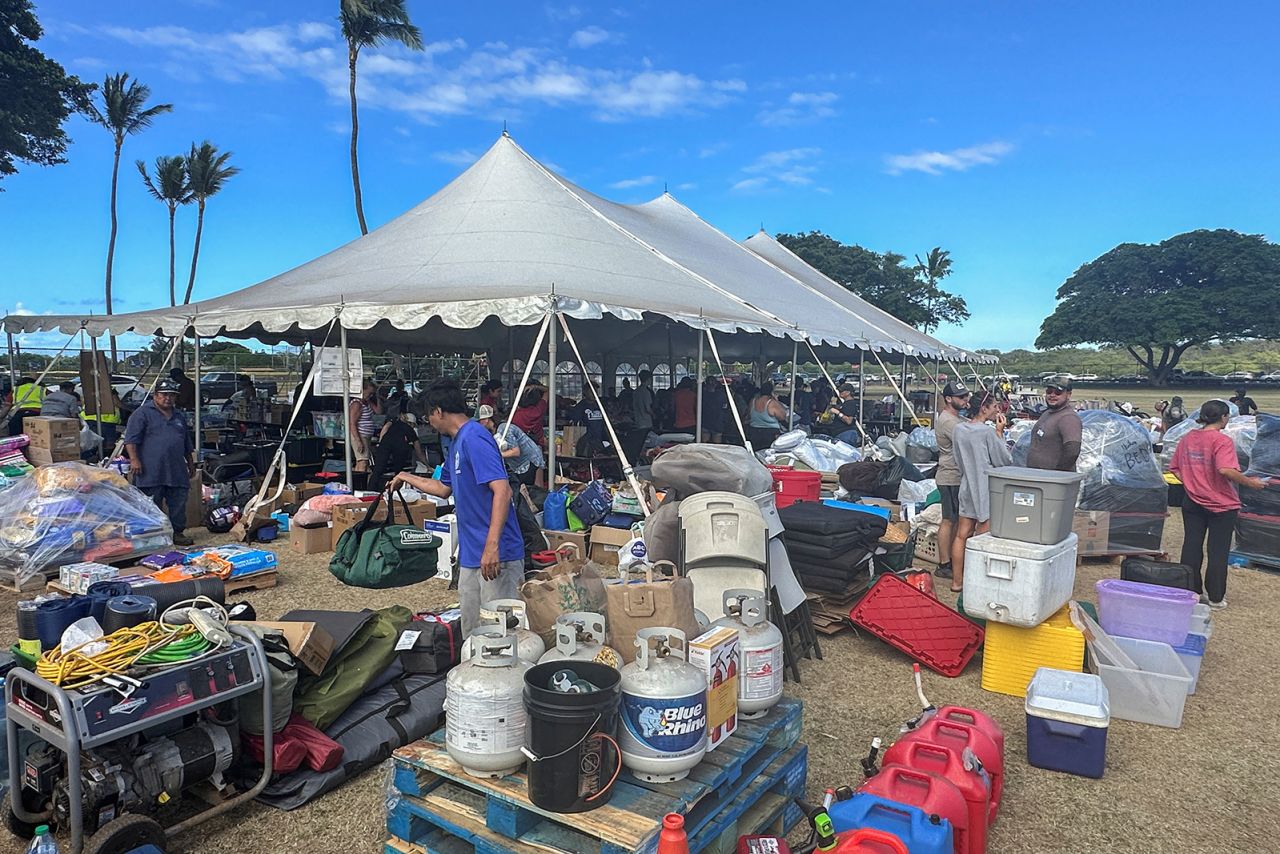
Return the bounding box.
[390,379,525,636]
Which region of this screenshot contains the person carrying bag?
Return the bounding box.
[329,492,441,588]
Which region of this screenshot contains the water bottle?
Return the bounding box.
[27,825,59,853]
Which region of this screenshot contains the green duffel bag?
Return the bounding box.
[329,493,442,589]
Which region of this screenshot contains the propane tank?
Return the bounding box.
[461,599,546,663]
[536,612,622,669]
[619,627,708,782]
[713,589,784,718]
[446,632,533,778]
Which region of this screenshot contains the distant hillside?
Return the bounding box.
[980,340,1280,378]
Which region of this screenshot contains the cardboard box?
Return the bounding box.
[1073,510,1111,555]
[556,425,586,455]
[588,525,632,567]
[688,626,740,752]
[425,515,457,581]
[331,499,439,548]
[298,483,325,502]
[543,528,589,558]
[244,620,335,675]
[58,561,118,594]
[290,523,333,554]
[24,416,80,450]
[27,446,80,466]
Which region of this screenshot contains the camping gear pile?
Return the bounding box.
[0,462,173,586]
[1014,410,1168,556]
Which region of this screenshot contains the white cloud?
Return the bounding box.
[608,175,657,189]
[734,148,823,192]
[757,91,838,126]
[884,140,1014,175]
[90,23,741,123]
[569,26,615,49]
[433,149,480,166]
[545,4,583,21]
[674,182,697,191]
[698,142,728,158]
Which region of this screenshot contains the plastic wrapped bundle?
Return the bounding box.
[1160,414,1257,472]
[906,428,938,451]
[1158,401,1244,468]
[0,462,172,585]
[763,433,861,473]
[1014,409,1168,514]
[1238,414,1280,558]
[1007,419,1037,446]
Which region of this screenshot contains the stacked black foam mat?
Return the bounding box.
[779,501,888,593]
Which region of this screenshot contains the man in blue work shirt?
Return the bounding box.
[390,379,524,637]
[124,379,196,546]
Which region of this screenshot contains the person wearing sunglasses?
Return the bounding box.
[932,381,971,583]
[1027,374,1082,472]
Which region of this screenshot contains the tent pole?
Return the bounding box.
[6,333,16,403]
[933,356,941,416]
[506,326,515,407]
[90,335,105,460]
[695,329,705,440]
[194,332,202,458]
[340,321,353,491]
[805,340,869,446]
[667,323,675,393]
[788,340,798,429]
[547,308,558,483]
[706,328,750,451]
[899,358,908,429]
[858,350,866,431]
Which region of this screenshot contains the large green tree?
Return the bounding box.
[136,154,192,307]
[1037,229,1280,386]
[340,0,423,235]
[0,0,94,186]
[181,141,240,305]
[777,231,970,331]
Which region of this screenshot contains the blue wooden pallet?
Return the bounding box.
[387,698,804,854]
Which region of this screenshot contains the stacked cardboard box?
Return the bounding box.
[24,416,80,465]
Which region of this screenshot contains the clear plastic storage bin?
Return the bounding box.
[1171,632,1207,695]
[1090,635,1192,728]
[1096,579,1198,646]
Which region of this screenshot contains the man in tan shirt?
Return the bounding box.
[932,381,970,581]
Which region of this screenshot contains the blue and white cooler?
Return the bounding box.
[1025,667,1110,779]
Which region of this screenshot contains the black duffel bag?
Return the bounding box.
[1120,557,1197,591]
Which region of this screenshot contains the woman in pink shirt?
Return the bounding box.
[1170,400,1267,608]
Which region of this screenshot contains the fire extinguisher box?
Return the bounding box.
[689,626,739,752]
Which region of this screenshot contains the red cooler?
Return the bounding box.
[881,739,990,853]
[904,716,1003,823]
[858,765,972,854]
[768,466,821,508]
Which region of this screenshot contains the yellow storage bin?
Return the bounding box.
[981,604,1085,697]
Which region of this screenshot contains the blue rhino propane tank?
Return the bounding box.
[619,627,708,782]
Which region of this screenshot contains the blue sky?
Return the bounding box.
[4,0,1279,354]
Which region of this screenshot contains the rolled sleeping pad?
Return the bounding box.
[35,597,92,651]
[135,577,226,613]
[85,581,134,623]
[102,595,158,633]
[16,600,39,642]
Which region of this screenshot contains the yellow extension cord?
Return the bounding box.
[35,621,205,689]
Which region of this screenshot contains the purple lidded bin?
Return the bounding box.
[1095,579,1198,646]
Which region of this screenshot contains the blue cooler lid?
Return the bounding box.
[1026,667,1110,727]
[1172,632,1207,657]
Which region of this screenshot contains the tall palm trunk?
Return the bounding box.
[348,46,369,235]
[183,200,206,306]
[106,138,122,361]
[167,204,177,307]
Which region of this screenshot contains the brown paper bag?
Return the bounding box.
[605,560,701,663]
[520,543,608,644]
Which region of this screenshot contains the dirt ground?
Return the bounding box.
[1,512,1278,854]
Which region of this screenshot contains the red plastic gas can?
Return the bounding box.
[881,739,989,853]
[835,828,909,854]
[933,706,1006,757]
[905,715,1003,823]
[858,765,971,854]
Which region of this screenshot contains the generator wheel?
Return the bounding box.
[2,790,48,841]
[85,813,166,854]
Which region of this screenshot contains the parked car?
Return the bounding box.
[199,372,279,404]
[65,374,148,407]
[1223,371,1257,381]
[1071,373,1100,382]
[1173,370,1225,386]
[1259,371,1280,383]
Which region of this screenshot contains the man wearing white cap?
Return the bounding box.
[477,404,544,486]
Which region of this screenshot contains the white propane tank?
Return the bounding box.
[712,589,784,718]
[536,612,622,669]
[618,628,708,782]
[461,599,546,663]
[445,632,533,778]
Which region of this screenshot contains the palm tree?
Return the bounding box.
[137,155,192,307]
[340,0,423,235]
[84,73,173,355]
[181,141,240,306]
[914,247,954,333]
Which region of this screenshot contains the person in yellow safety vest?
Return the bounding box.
[7,376,44,437]
[83,389,124,453]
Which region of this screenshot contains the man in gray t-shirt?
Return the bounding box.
[932,381,970,581]
[1027,375,1082,472]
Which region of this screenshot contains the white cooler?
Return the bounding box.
[962,532,1078,626]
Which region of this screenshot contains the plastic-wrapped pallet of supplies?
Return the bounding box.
[1158,405,1251,471]
[0,462,173,585]
[1237,413,1280,564]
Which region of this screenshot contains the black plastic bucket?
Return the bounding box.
[523,660,621,812]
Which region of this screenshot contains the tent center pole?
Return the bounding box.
[933,356,941,417]
[340,322,353,491]
[547,310,557,483]
[899,359,908,429]
[90,335,105,460]
[6,333,15,404]
[788,340,798,428]
[194,333,202,458]
[695,330,705,439]
[858,350,866,431]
